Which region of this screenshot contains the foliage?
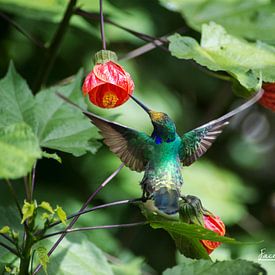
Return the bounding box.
[169,22,275,90]
[0,0,274,274]
[163,256,267,275]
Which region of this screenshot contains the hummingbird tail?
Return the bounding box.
[153,187,179,215]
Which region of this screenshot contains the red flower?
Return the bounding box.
[259,83,275,111]
[200,215,226,254]
[82,50,134,108]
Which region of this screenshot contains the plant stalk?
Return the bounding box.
[33,164,124,274]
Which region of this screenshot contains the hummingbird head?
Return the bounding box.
[130,95,176,143]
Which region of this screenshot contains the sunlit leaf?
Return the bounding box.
[36,234,113,275]
[169,22,275,90]
[0,123,41,179]
[55,205,67,226]
[0,226,10,234]
[42,151,62,164]
[163,257,267,275]
[21,200,36,224]
[160,0,275,44]
[36,246,49,275]
[39,202,54,214]
[0,62,36,130]
[34,69,100,156]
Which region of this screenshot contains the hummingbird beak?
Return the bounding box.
[130,95,151,114]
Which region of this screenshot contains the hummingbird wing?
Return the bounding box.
[180,89,264,166]
[56,92,153,172]
[83,111,153,172]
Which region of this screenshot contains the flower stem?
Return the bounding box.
[40,221,147,240]
[99,0,106,50]
[33,164,124,274]
[33,0,77,93]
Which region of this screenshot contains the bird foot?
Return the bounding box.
[179,195,214,226]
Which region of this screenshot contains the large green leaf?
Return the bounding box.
[34,69,100,156]
[140,202,249,260]
[0,123,41,179]
[36,234,113,275]
[169,22,275,90]
[0,62,36,129]
[163,257,267,275]
[160,0,275,44]
[0,63,99,162]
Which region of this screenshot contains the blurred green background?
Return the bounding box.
[0,0,275,274]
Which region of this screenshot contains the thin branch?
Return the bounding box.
[0,241,19,257]
[47,199,132,229]
[0,12,45,49]
[30,162,37,201]
[119,36,168,61]
[99,0,106,49]
[33,0,77,93]
[75,8,168,50]
[40,221,147,240]
[33,163,124,274]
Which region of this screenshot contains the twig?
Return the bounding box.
[119,36,168,61]
[33,163,124,274]
[99,0,106,49]
[33,0,77,93]
[0,241,19,256]
[40,222,147,240]
[75,8,168,50]
[0,12,45,49]
[47,199,132,229]
[30,162,37,201]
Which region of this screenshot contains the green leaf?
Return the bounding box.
[163,257,267,275]
[111,258,144,275]
[21,200,36,224]
[140,201,257,260]
[0,226,10,234]
[37,234,113,275]
[55,205,67,225]
[33,69,100,156]
[36,247,49,275]
[42,151,62,163]
[39,202,54,214]
[0,62,36,130]
[0,123,41,179]
[169,22,275,90]
[160,0,275,44]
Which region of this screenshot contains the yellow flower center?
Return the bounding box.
[102,92,119,108]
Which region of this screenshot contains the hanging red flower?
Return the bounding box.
[82,50,134,108]
[200,215,226,254]
[259,83,275,111]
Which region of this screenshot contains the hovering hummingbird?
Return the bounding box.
[58,89,263,215]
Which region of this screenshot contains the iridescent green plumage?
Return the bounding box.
[58,89,263,215]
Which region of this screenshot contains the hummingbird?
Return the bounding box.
[58,89,263,215]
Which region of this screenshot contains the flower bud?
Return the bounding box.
[259,83,275,111]
[82,50,134,108]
